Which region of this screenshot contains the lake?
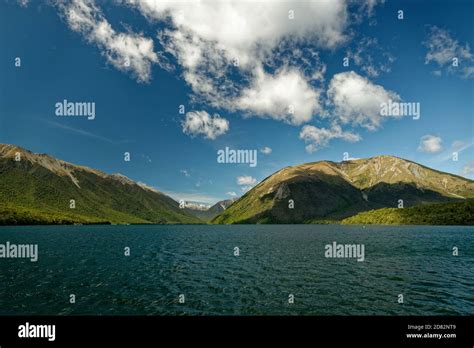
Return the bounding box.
[0,225,473,315]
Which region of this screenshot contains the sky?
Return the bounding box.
[1,0,473,204]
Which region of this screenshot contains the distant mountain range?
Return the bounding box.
[212,155,474,224]
[0,144,201,224]
[1,144,473,225]
[184,198,238,221]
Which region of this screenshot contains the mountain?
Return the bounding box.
[341,200,474,225]
[0,144,202,225]
[184,198,238,221]
[182,201,213,221]
[212,155,474,224]
[3,146,472,226]
[206,198,238,218]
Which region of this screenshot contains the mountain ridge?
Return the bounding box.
[1,144,145,189]
[184,198,239,221]
[0,143,201,225]
[1,144,473,225]
[212,155,474,224]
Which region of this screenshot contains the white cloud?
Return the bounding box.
[226,191,237,197]
[182,111,229,140]
[327,71,400,130]
[359,0,385,16]
[180,169,190,177]
[158,27,236,107]
[460,161,474,178]
[452,140,465,150]
[345,37,395,78]
[45,120,117,144]
[424,26,474,78]
[453,140,474,153]
[57,0,159,82]
[234,67,321,125]
[47,0,389,127]
[433,139,474,162]
[299,124,361,153]
[44,0,392,129]
[236,175,258,193]
[240,186,253,193]
[128,0,350,122]
[260,146,272,155]
[236,175,257,186]
[17,0,28,7]
[162,190,222,205]
[418,135,443,153]
[129,0,349,65]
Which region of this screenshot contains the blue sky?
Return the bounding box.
[1,0,473,204]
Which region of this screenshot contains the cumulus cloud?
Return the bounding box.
[57,0,160,82]
[418,135,443,153]
[424,26,474,78]
[182,111,229,140]
[42,0,394,139]
[299,124,361,153]
[226,191,237,197]
[236,175,258,192]
[327,71,400,130]
[45,0,390,129]
[128,0,351,122]
[267,44,327,83]
[129,0,349,64]
[260,146,272,155]
[236,175,257,186]
[234,67,321,125]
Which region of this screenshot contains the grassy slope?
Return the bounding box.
[341,200,474,225]
[0,203,112,225]
[0,157,202,225]
[212,156,474,224]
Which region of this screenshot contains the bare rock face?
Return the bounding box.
[275,182,290,200]
[361,191,369,202]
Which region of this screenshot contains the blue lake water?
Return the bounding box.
[0,224,473,315]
